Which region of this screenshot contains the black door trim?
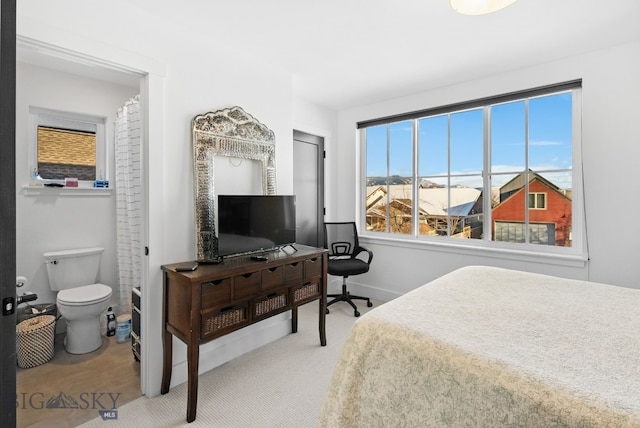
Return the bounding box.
[1,0,17,426]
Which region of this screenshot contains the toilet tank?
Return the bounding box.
[43,247,104,291]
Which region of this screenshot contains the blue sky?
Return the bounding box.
[366,92,573,189]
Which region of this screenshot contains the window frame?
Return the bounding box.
[357,81,586,262]
[28,106,107,187]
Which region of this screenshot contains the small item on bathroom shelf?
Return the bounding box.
[106,307,116,337]
[116,314,132,343]
[93,180,109,188]
[65,177,78,187]
[44,183,64,187]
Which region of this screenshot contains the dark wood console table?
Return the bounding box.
[161,245,327,423]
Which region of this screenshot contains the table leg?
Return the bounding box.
[319,295,327,346]
[161,330,172,394]
[292,307,298,333]
[186,342,200,423]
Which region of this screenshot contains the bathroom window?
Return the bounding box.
[29,106,107,185]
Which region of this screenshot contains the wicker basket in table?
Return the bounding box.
[16,315,56,369]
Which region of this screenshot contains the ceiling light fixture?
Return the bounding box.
[450,0,519,15]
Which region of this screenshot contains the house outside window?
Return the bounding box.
[359,81,582,255]
[37,126,97,180]
[29,106,107,186]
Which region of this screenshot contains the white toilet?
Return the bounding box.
[44,247,113,354]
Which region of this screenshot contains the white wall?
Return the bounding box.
[15,62,138,317]
[334,40,640,299]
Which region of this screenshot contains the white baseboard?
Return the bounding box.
[327,277,401,303]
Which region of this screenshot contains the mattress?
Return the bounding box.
[318,265,640,427]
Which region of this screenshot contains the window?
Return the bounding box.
[528,193,546,209]
[494,222,554,245]
[29,107,107,185]
[359,81,582,256]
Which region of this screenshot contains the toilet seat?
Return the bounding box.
[57,283,112,306]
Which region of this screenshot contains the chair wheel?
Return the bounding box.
[367,301,373,307]
[354,311,360,317]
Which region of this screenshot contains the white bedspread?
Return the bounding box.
[318,266,640,427]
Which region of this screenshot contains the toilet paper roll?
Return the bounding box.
[16,275,29,292]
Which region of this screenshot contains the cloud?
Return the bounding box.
[529,140,563,146]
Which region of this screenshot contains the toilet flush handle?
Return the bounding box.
[16,292,38,305]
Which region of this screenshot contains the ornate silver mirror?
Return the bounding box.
[193,106,276,262]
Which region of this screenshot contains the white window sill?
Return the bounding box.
[21,185,113,197]
[359,233,588,268]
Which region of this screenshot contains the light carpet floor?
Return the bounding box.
[78,299,379,428]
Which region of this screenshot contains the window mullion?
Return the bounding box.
[483,106,491,243]
[413,119,419,238]
[571,88,585,256]
[359,128,366,227]
[447,114,452,237]
[385,125,391,233]
[524,99,530,244]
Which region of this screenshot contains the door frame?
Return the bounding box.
[11,30,166,398]
[1,1,17,426]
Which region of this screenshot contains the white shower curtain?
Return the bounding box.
[115,95,142,313]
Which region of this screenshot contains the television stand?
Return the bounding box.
[161,245,327,423]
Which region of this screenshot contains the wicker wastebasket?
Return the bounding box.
[16,315,56,369]
[17,303,57,324]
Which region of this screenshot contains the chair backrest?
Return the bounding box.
[324,222,360,258]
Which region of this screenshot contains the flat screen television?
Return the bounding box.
[217,195,296,258]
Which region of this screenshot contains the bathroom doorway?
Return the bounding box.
[14,39,147,427]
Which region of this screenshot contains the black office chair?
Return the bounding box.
[324,222,373,317]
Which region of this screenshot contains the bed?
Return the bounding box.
[318,266,640,427]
